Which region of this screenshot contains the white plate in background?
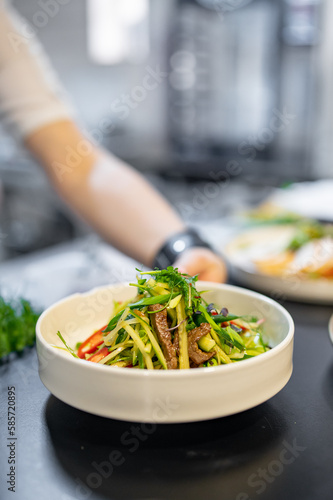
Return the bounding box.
[224,225,333,304]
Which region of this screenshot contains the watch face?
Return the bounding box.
[153,230,211,270]
[172,238,187,253]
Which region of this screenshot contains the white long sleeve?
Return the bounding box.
[0,2,72,140]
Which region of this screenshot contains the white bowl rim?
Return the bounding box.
[36,281,295,379]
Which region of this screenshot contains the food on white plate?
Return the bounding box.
[254,220,333,279]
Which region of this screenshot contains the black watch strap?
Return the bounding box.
[152,229,212,270]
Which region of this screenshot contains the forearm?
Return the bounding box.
[25,121,185,266]
[62,156,186,266]
[2,5,226,281]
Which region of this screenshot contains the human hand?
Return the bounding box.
[173,247,227,283]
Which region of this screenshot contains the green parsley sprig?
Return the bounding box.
[0,297,40,358]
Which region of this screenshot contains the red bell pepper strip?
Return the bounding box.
[77,325,107,359]
[88,347,109,363]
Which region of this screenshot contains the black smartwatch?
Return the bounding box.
[152,229,212,270]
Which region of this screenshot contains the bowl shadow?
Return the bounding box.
[45,394,287,500]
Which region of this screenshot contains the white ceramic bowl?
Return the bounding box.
[36,282,294,423]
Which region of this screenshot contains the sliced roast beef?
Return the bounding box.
[188,322,215,365]
[148,304,177,369]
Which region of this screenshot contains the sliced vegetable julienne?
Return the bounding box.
[106,355,132,365]
[104,307,130,346]
[114,330,127,346]
[194,313,241,328]
[103,293,177,333]
[198,305,245,351]
[211,314,241,323]
[209,328,223,349]
[214,344,232,364]
[121,322,154,370]
[198,335,216,352]
[132,343,138,366]
[207,325,242,364]
[188,284,192,309]
[138,349,145,369]
[107,340,134,352]
[97,346,126,365]
[144,342,152,354]
[130,293,176,308]
[238,349,263,358]
[151,282,171,296]
[147,278,156,288]
[56,331,79,358]
[131,311,168,370]
[224,326,246,350]
[154,281,170,290]
[169,294,182,309]
[166,306,177,328]
[234,317,259,329]
[134,278,171,296]
[129,283,154,294]
[229,352,245,360]
[176,298,189,369]
[243,333,260,349]
[111,361,132,368]
[258,329,269,351]
[56,266,271,369]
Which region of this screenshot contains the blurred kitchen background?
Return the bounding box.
[1,0,333,267]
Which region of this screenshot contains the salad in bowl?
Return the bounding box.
[57,267,270,370]
[36,268,294,422]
